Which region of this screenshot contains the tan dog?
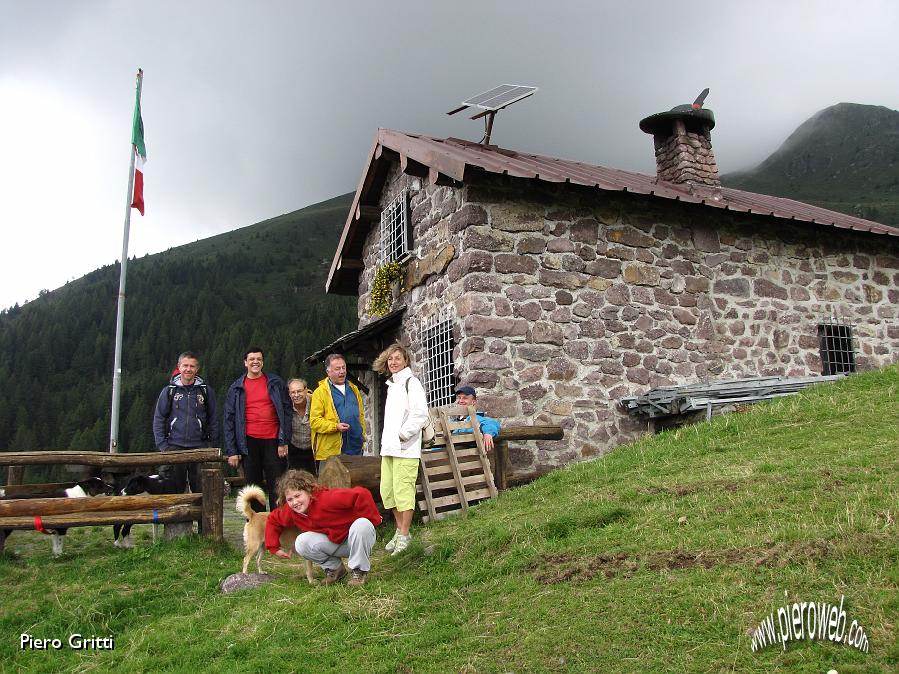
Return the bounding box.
[236,457,352,583]
[236,484,307,579]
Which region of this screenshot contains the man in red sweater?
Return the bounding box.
[223,347,291,510]
[266,470,382,586]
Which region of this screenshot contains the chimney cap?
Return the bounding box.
[639,107,716,135]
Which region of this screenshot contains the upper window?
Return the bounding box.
[379,189,410,265]
[818,320,856,375]
[421,309,455,407]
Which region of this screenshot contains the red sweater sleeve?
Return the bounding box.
[264,505,292,554]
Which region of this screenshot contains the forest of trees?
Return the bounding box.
[0,194,357,480]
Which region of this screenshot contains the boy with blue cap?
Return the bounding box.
[454,386,501,452]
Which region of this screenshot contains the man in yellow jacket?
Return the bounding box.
[310,353,366,462]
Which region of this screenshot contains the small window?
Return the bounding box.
[379,189,410,265]
[818,320,856,375]
[421,309,455,407]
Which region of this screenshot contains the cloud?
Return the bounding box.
[2,0,897,308]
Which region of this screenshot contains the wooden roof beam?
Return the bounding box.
[428,167,457,186]
[356,204,381,221]
[401,153,429,177]
[337,257,363,271]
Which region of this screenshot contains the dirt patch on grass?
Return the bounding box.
[639,479,740,498]
[529,537,868,584]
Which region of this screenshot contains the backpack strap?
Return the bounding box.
[199,383,211,440]
[163,384,176,439]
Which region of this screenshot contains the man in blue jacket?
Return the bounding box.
[152,351,219,493]
[454,386,501,452]
[223,347,291,510]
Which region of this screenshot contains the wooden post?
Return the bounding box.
[6,466,24,486]
[493,440,508,491]
[201,465,223,542]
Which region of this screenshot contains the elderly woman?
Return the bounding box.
[372,342,429,555]
[287,378,316,474]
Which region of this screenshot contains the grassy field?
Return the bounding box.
[1,365,896,673]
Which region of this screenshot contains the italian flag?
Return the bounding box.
[130,82,146,216]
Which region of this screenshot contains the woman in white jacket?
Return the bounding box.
[372,342,429,555]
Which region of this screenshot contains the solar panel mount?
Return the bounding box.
[447,83,538,145]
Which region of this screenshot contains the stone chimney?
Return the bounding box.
[639,98,720,187]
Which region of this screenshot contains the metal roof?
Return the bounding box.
[327,129,899,294]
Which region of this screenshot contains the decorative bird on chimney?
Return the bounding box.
[671,88,710,113]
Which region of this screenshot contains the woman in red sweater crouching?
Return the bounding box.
[265,470,382,586]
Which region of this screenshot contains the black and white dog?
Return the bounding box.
[112,474,174,548]
[1,477,115,557]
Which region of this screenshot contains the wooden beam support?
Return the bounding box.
[495,425,563,442]
[356,204,381,221]
[201,465,224,541]
[326,424,562,494]
[294,422,567,519]
[376,146,399,163]
[400,154,429,177]
[337,257,364,271]
[6,466,24,486]
[0,448,224,468]
[0,494,201,517]
[428,167,457,186]
[493,440,508,491]
[379,129,466,181]
[0,506,201,531]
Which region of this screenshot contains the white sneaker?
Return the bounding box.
[385,530,400,553]
[391,534,411,556]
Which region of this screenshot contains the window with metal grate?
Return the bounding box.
[421,309,455,407]
[817,320,856,375]
[379,189,410,265]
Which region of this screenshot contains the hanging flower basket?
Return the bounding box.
[367,261,405,317]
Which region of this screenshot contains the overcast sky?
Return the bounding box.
[1,1,897,309]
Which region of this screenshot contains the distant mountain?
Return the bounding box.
[0,193,356,473]
[722,103,899,225]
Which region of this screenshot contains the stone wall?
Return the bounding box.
[356,167,899,472]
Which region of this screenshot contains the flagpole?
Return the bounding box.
[109,68,143,453]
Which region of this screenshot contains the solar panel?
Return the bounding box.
[446,83,538,144]
[462,84,538,111]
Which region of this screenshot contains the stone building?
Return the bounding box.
[309,103,899,473]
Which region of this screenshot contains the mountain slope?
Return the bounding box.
[0,193,356,469]
[722,103,899,225]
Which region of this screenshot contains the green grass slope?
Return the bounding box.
[1,365,896,672]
